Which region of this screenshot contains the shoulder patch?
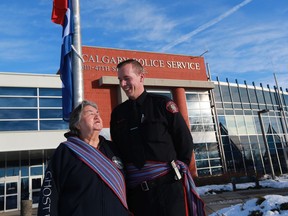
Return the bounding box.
[166,101,179,113]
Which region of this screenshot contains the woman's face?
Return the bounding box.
[77,105,103,135]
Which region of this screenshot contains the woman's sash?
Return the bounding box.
[63,137,128,209]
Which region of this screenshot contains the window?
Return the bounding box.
[0,87,68,131]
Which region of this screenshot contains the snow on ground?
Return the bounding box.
[197,174,288,216]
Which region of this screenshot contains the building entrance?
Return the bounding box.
[0,176,18,212]
[30,176,42,208]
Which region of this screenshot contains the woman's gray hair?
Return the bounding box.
[65,100,98,138]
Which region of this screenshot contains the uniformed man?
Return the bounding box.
[110,59,205,216]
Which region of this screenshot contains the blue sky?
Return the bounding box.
[0,0,287,88]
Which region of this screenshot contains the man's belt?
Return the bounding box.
[130,171,178,192]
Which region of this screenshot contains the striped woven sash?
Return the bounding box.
[63,137,128,209]
[126,161,206,216]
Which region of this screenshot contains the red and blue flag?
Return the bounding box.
[52,0,74,121]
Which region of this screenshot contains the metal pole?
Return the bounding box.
[258,109,275,179]
[72,0,84,107]
[206,63,227,173]
[274,73,288,144]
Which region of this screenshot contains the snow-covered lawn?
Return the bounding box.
[197,174,288,216]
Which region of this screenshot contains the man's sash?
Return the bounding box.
[126,161,206,216]
[63,137,128,209]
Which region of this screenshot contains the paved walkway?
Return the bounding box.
[1,187,287,216]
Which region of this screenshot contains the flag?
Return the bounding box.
[51,0,68,25]
[52,0,74,121]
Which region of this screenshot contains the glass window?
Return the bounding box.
[199,101,210,109]
[218,116,227,128]
[254,117,262,134]
[199,94,209,101]
[197,169,211,176]
[202,116,213,124]
[188,109,200,117]
[30,150,42,166]
[39,98,62,107]
[39,88,62,96]
[0,109,37,119]
[203,132,217,143]
[0,196,4,211]
[221,86,231,102]
[201,109,212,117]
[211,167,222,175]
[245,116,257,134]
[251,104,259,109]
[0,121,38,131]
[31,166,43,176]
[283,94,288,106]
[40,120,68,130]
[40,109,63,118]
[21,178,29,200]
[6,182,17,194]
[256,89,265,104]
[189,117,201,124]
[207,143,220,158]
[196,160,209,168]
[262,116,270,134]
[6,152,19,177]
[230,86,240,102]
[0,153,4,178]
[242,103,251,109]
[225,109,234,115]
[233,104,242,109]
[0,183,4,195]
[239,88,249,103]
[194,144,208,159]
[244,110,252,115]
[216,108,224,114]
[187,102,200,110]
[226,116,238,135]
[204,125,215,132]
[20,151,29,177]
[248,88,257,103]
[263,91,272,105]
[213,84,222,101]
[0,87,37,96]
[224,103,233,109]
[210,159,221,166]
[0,98,37,107]
[235,110,243,115]
[186,94,199,101]
[6,195,17,210]
[270,92,277,105]
[191,125,204,132]
[236,115,247,134]
[21,167,29,177]
[270,117,280,134]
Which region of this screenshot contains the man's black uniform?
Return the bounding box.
[110,90,194,216]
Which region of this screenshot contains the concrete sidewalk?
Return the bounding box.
[1,187,287,215]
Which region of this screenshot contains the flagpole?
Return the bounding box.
[72,0,84,107]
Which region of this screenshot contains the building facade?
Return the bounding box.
[0,47,287,212]
[213,78,288,177]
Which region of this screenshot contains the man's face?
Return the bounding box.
[117,63,144,100]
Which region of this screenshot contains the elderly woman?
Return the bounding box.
[38,100,129,216]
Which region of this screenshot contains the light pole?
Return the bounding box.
[257,109,275,179]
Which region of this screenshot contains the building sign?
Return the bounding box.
[82,46,208,81]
